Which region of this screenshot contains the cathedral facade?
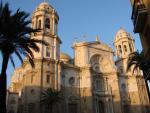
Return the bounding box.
[7,2,150,113]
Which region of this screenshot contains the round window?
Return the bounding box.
[69,77,75,85]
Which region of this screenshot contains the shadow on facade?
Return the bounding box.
[7,85,150,113]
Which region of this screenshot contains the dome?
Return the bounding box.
[114,28,130,42]
[60,52,71,61]
[35,2,54,11]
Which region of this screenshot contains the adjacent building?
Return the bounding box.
[7,2,150,113]
[130,0,150,55]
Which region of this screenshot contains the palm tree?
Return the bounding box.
[127,50,150,80]
[40,88,63,113]
[127,50,150,100]
[0,2,48,113]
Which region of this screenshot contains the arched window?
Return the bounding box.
[46,46,50,57]
[32,21,34,28]
[98,101,105,113]
[38,20,41,29]
[31,75,35,84]
[129,43,132,52]
[118,45,122,53]
[30,89,35,94]
[46,75,50,84]
[124,45,127,52]
[45,18,50,29]
[69,77,75,86]
[121,84,126,90]
[94,78,105,91]
[54,19,58,35]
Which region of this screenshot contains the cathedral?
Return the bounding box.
[7,2,150,113]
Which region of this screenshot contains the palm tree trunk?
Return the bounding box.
[145,80,150,101]
[143,71,150,101]
[0,53,9,113]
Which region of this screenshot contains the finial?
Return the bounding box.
[96,35,100,42]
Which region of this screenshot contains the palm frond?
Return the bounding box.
[127,50,150,81]
[10,55,15,68]
[0,2,48,70]
[14,50,23,64]
[127,51,143,72]
[40,88,63,108]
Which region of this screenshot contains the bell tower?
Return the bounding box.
[114,28,150,113]
[31,2,61,60]
[114,28,135,73]
[30,2,62,90]
[114,28,135,59]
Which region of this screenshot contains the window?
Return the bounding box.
[129,43,132,52]
[98,101,105,113]
[32,22,34,28]
[68,103,77,113]
[118,45,122,53]
[94,79,104,91]
[54,20,58,35]
[46,75,50,84]
[69,77,75,86]
[120,67,123,73]
[121,84,126,90]
[95,79,100,90]
[30,89,35,94]
[61,74,65,85]
[46,46,50,57]
[38,20,41,29]
[124,45,127,52]
[31,75,34,84]
[45,18,50,29]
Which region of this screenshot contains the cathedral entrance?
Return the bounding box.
[68,103,77,113]
[98,101,105,113]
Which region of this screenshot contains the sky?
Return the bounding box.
[1,0,142,86]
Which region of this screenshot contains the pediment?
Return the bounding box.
[88,42,113,53]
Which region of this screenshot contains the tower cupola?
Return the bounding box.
[114,28,135,59]
[31,2,59,36]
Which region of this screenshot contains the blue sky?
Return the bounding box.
[2,0,142,86]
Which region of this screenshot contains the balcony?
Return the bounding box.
[131,0,148,33]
